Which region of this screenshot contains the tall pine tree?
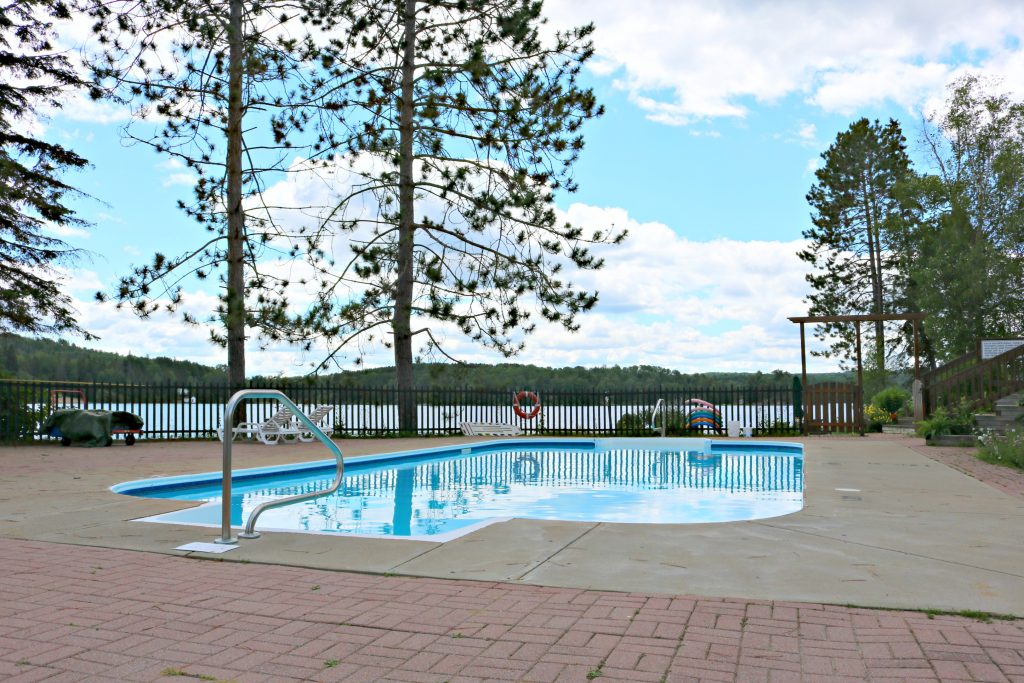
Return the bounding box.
[88,0,342,390]
[799,118,915,386]
[0,0,92,337]
[300,0,621,430]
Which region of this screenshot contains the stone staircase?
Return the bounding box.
[881,418,917,435]
[974,393,1024,434]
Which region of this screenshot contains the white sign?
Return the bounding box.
[981,339,1024,360]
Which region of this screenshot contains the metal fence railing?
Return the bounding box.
[0,378,803,443]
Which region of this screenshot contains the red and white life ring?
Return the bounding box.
[512,390,542,420]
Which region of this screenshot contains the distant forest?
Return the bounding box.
[0,334,852,390]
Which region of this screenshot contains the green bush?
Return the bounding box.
[864,405,892,432]
[916,400,976,439]
[977,430,1024,469]
[870,387,910,415]
[615,412,649,436]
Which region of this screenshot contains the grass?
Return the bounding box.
[924,608,1019,624]
[324,659,340,668]
[160,668,218,681]
[842,602,1019,622]
[587,661,605,679]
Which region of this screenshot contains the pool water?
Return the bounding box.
[116,439,803,539]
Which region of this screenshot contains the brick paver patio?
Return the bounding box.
[2,537,1023,683]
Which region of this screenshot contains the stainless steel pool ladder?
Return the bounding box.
[214,389,344,545]
[651,398,667,437]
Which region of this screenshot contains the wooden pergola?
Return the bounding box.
[788,313,928,433]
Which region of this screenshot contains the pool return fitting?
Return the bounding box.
[214,389,344,545]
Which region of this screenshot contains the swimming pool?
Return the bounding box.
[114,438,803,540]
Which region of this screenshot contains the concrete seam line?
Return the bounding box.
[514,522,602,582]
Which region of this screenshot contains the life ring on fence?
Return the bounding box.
[512,390,542,420]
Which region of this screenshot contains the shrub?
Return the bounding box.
[615,412,650,436]
[870,387,910,415]
[916,400,976,439]
[977,430,1024,469]
[864,405,892,432]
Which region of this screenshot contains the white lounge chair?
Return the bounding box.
[219,405,336,445]
[296,405,334,442]
[218,407,298,445]
[460,421,522,436]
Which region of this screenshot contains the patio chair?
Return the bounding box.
[460,421,522,436]
[218,406,302,445]
[296,405,335,442]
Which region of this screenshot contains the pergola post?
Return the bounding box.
[799,322,807,435]
[855,320,864,435]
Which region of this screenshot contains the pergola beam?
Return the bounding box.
[787,313,927,324]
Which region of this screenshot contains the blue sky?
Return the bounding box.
[40,0,1024,376]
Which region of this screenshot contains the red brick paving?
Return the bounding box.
[2,538,1023,682]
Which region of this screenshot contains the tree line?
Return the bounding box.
[0,333,851,391]
[801,75,1024,393]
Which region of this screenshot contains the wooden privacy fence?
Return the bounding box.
[803,382,861,433]
[0,379,804,442]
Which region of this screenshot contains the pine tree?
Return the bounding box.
[799,118,916,385]
[301,0,622,430]
[88,0,343,390]
[0,0,92,337]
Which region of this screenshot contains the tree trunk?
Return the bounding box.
[225,0,246,416]
[860,169,886,381]
[393,0,417,433]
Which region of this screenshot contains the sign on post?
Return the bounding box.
[980,339,1024,360]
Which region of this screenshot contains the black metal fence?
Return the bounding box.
[0,378,801,442]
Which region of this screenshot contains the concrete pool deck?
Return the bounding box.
[1,434,1022,615]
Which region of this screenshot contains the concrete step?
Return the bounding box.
[995,405,1024,420]
[995,393,1023,409]
[974,414,1020,434]
[881,422,916,435]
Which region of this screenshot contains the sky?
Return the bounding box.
[37,0,1024,377]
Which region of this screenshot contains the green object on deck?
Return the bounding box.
[792,376,804,419]
[40,409,144,447]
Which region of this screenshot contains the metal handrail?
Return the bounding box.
[214,389,344,544]
[651,398,666,437]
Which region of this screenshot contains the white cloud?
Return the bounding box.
[158,158,198,187]
[797,123,817,144]
[44,224,90,240]
[162,172,197,188]
[545,0,1024,124]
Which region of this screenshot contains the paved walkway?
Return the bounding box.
[906,440,1024,501]
[2,537,1023,683]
